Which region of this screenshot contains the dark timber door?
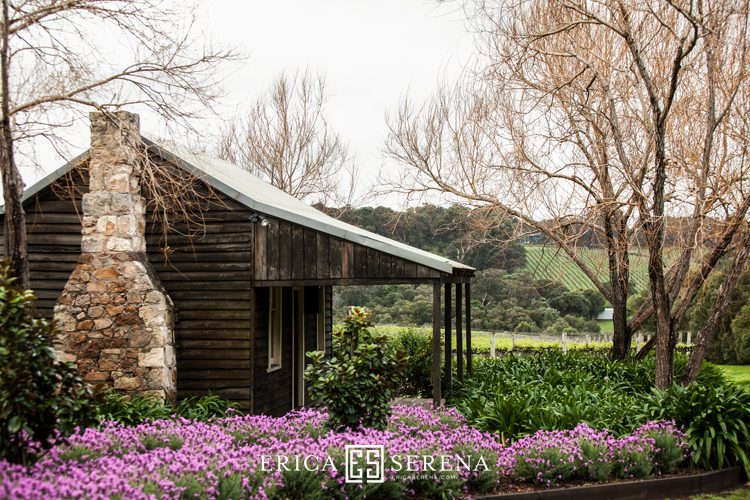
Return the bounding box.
[292,288,305,408]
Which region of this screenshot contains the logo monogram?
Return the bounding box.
[345,445,385,483]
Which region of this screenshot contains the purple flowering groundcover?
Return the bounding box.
[0,406,688,499]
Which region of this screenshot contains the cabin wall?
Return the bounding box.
[252,285,332,415]
[254,217,442,284]
[145,190,255,408]
[0,175,87,319]
[252,287,293,415]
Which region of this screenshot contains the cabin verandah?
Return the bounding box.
[249,212,475,411]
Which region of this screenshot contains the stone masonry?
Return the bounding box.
[54,111,176,402]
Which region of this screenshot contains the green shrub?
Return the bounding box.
[94,391,237,426]
[305,307,404,430]
[0,262,94,464]
[639,382,750,475]
[175,395,238,420]
[58,445,100,462]
[454,347,741,475]
[513,446,579,484]
[580,440,612,481]
[612,446,653,479]
[94,391,172,425]
[390,329,432,397]
[454,351,647,438]
[646,429,685,474]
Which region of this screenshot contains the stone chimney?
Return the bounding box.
[55,111,176,402]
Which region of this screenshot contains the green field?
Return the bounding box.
[719,365,750,390]
[523,245,667,294]
[372,325,611,352]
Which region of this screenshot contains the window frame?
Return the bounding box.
[268,287,283,372]
[316,286,326,352]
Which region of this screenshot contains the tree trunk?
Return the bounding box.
[0,0,29,290]
[611,292,631,359]
[649,128,674,389]
[681,234,750,385]
[605,209,632,359]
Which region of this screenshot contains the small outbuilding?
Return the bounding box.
[1,112,474,415]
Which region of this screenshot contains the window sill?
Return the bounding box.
[267,364,282,373]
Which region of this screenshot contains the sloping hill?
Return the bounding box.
[523,245,659,294]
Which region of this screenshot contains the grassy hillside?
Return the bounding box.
[523,245,659,294]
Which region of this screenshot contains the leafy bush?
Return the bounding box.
[175,395,237,420]
[93,391,237,426]
[639,382,750,475]
[306,307,403,430]
[389,329,432,397]
[456,350,744,476]
[94,392,172,425]
[0,263,94,464]
[453,351,653,438]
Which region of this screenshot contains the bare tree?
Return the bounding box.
[1,0,236,290]
[217,70,354,206]
[385,0,750,387]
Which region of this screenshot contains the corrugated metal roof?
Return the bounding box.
[3,137,474,274]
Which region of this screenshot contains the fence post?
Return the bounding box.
[511,332,516,351]
[562,331,568,354]
[635,334,641,352]
[686,331,692,345]
[585,334,590,347]
[490,332,496,359]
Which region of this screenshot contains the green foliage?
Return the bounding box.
[550,291,593,318]
[305,307,404,430]
[140,434,183,451]
[271,470,328,500]
[611,447,653,479]
[454,352,652,438]
[514,321,535,333]
[456,350,749,477]
[514,446,580,484]
[639,382,750,475]
[0,262,94,464]
[94,391,237,426]
[389,329,432,397]
[336,268,608,334]
[216,474,247,500]
[718,365,750,392]
[58,445,100,462]
[95,392,172,425]
[175,395,237,420]
[644,429,685,473]
[688,263,750,364]
[730,304,750,364]
[328,204,526,272]
[580,440,612,481]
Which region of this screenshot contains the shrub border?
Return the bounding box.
[478,467,746,500]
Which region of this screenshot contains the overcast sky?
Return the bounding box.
[17,0,476,208]
[197,0,476,206]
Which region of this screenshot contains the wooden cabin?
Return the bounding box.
[1,112,474,415]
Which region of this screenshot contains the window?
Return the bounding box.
[268,287,282,371]
[317,287,326,352]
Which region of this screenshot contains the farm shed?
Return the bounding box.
[1,111,474,415]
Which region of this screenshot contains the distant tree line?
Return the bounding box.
[329,204,605,333]
[320,204,526,271]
